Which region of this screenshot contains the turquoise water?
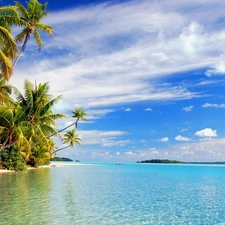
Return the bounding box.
[1,163,225,225]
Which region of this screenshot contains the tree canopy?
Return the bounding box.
[0,0,87,170]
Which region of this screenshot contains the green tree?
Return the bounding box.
[51,129,81,155]
[13,80,66,158]
[0,6,20,80]
[13,0,53,66]
[14,80,66,138]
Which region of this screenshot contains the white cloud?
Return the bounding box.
[206,61,225,77]
[145,108,152,111]
[124,151,136,155]
[195,128,217,137]
[161,137,169,142]
[182,105,194,112]
[202,103,225,108]
[78,130,127,146]
[124,108,131,112]
[175,135,191,141]
[181,127,189,132]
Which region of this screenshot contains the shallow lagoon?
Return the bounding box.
[1,162,225,225]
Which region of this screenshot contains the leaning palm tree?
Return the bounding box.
[0,6,21,80]
[56,108,88,135]
[13,0,53,66]
[51,129,81,155]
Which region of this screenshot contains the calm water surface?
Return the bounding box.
[1,163,225,225]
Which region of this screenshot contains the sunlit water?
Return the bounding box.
[1,162,225,225]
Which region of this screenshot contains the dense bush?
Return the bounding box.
[0,147,27,171]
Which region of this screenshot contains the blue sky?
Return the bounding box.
[4,0,225,162]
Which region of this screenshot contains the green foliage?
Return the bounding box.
[0,1,87,170]
[50,157,73,162]
[0,146,26,171]
[28,146,50,167]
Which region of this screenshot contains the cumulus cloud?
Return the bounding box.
[175,135,191,141]
[124,108,131,112]
[145,108,152,111]
[161,137,169,142]
[182,106,194,112]
[195,128,217,137]
[206,61,225,77]
[202,103,225,108]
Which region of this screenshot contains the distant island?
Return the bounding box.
[50,157,73,162]
[137,159,182,164]
[137,159,225,164]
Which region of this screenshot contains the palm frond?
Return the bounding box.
[33,29,42,50]
[0,26,17,59]
[15,28,28,43]
[35,23,53,37]
[15,1,29,19]
[24,80,34,112]
[13,86,27,106]
[39,95,63,117]
[0,50,13,80]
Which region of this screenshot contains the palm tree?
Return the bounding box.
[13,0,53,66]
[56,108,88,135]
[13,80,67,153]
[0,6,20,80]
[51,129,81,155]
[14,80,66,133]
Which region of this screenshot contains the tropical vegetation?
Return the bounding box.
[0,0,87,170]
[137,159,182,164]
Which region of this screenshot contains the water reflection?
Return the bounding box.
[0,169,51,225]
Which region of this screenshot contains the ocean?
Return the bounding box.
[1,162,225,225]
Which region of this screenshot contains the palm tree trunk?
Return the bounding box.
[0,136,9,151]
[51,144,71,155]
[48,118,79,138]
[32,118,79,149]
[13,31,30,67]
[0,139,17,151]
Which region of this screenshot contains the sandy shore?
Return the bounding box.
[0,169,15,173]
[0,162,87,173]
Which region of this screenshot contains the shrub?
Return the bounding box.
[0,147,27,171]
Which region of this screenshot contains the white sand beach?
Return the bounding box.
[0,162,87,173]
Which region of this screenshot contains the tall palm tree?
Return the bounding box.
[0,6,21,80]
[13,0,53,66]
[51,129,81,155]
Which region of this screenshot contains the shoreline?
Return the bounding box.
[0,162,87,173]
